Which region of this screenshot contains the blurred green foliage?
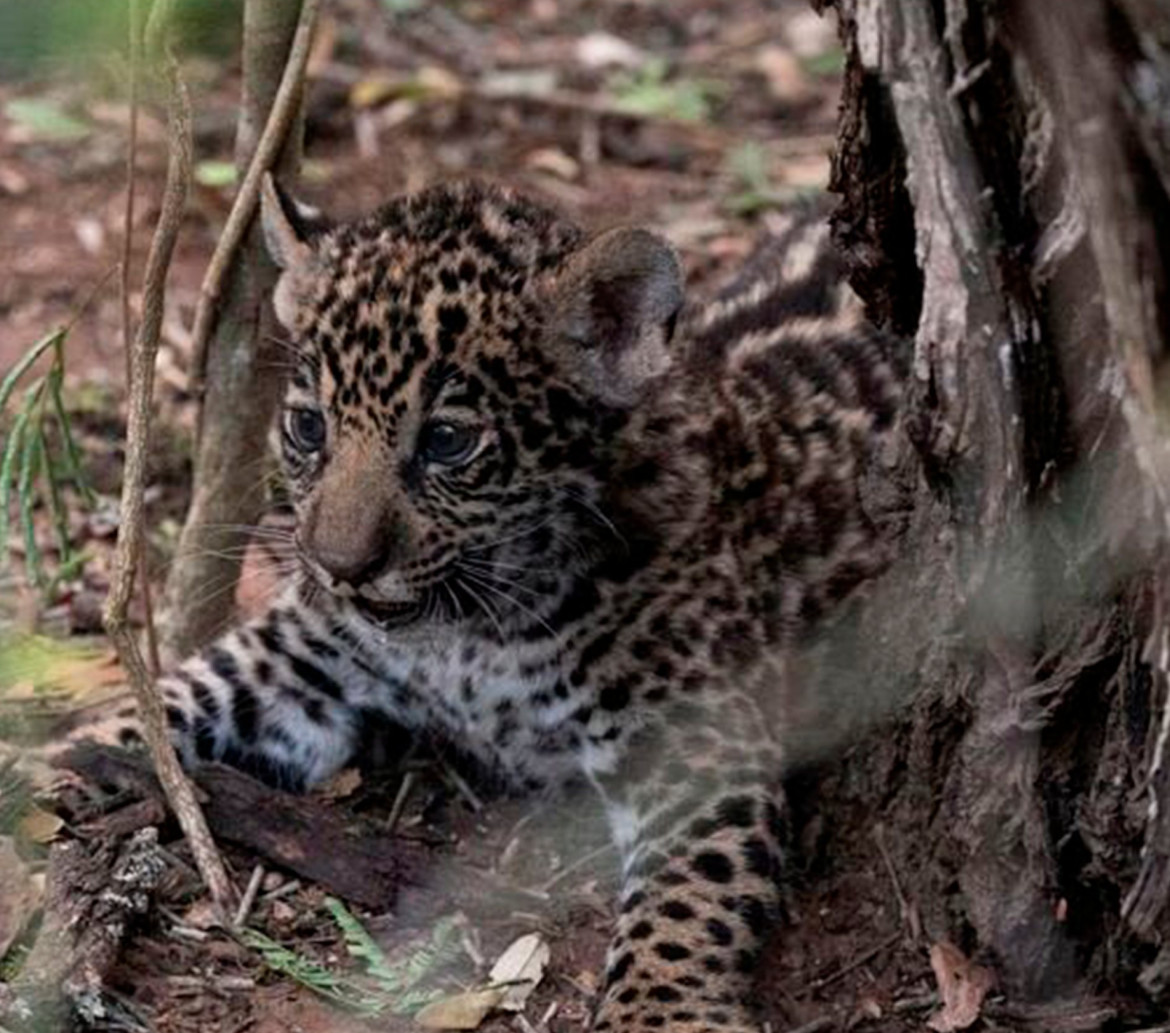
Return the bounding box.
[0,0,243,79]
[4,96,89,139]
[609,58,723,124]
[0,328,96,593]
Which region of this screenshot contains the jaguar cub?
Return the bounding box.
[149,177,906,1032]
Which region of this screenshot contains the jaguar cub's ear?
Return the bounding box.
[260,174,327,327]
[551,226,684,406]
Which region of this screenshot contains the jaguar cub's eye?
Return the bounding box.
[287,407,326,452]
[419,421,479,466]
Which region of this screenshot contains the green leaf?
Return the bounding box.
[238,928,384,1016]
[48,364,94,506]
[194,160,238,188]
[0,329,65,418]
[325,898,459,1013]
[802,47,846,79]
[42,429,72,566]
[4,98,90,141]
[609,59,721,124]
[17,409,45,589]
[325,896,398,986]
[0,413,29,572]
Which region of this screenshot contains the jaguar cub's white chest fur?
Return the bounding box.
[356,622,583,785]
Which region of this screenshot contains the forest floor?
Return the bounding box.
[0,2,978,1031]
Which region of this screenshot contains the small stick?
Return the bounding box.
[259,878,301,903]
[386,770,416,832]
[873,824,916,939]
[119,0,161,680]
[187,0,320,402]
[440,756,484,812]
[539,841,617,893]
[805,932,901,994]
[233,863,265,928]
[104,0,235,915]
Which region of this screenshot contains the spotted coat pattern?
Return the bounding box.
[127,182,908,1033]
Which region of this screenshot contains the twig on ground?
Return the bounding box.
[891,992,938,1012]
[539,840,617,893]
[233,863,265,929]
[873,823,917,940]
[802,931,901,996]
[103,0,235,914]
[386,770,416,832]
[188,0,321,402]
[439,755,485,812]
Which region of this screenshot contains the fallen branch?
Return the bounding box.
[187,0,320,402]
[0,829,167,1029]
[102,0,235,913]
[62,745,428,910]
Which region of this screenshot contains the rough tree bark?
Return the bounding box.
[802,0,1170,1022]
[163,0,309,658]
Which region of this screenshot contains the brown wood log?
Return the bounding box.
[0,828,166,1030]
[60,744,427,910]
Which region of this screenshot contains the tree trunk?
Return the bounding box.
[804,0,1170,1018]
[163,0,306,658]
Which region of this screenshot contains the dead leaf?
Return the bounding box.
[526,148,580,182]
[927,941,994,1032]
[318,767,362,799]
[488,932,550,1011]
[755,45,812,104]
[576,32,646,70]
[73,217,105,255]
[0,836,41,959]
[18,806,63,844]
[415,987,507,1030]
[182,898,224,932]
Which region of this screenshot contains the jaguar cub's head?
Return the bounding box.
[260,177,684,629]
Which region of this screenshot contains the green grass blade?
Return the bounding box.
[0,328,65,417]
[0,412,30,570]
[42,431,72,566]
[17,411,45,588]
[47,363,94,506]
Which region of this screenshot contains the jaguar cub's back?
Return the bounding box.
[88,182,909,1033]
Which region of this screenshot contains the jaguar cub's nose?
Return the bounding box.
[313,533,391,588]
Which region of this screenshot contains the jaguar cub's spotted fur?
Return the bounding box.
[142,178,907,1032]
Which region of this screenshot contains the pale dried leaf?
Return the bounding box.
[17,806,63,844]
[415,987,507,1030]
[755,45,811,104]
[576,32,646,70]
[318,767,362,799]
[182,898,224,932]
[488,932,549,1011]
[927,941,994,1032]
[73,217,106,255]
[526,148,580,182]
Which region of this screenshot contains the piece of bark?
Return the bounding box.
[59,745,427,909]
[1,828,166,1030]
